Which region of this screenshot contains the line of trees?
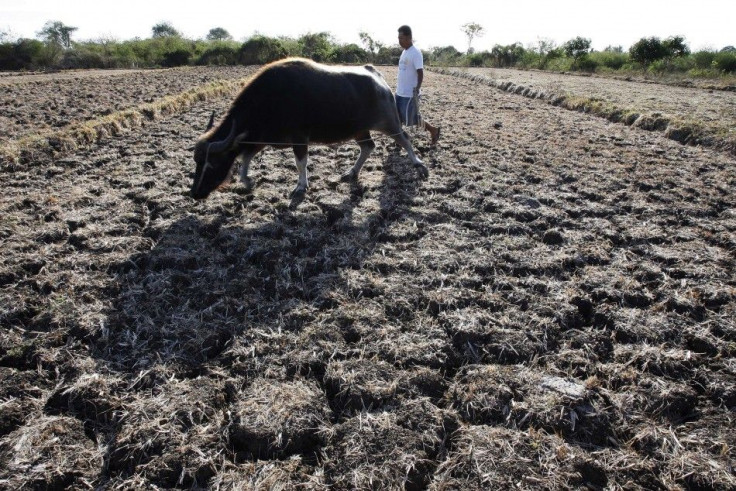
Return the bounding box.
[1,20,734,76]
[442,34,735,75]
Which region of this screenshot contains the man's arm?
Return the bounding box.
[415,68,424,94]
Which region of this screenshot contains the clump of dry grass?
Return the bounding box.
[105,376,227,487]
[323,398,455,490]
[430,425,589,490]
[324,358,403,413]
[447,364,619,448]
[209,456,326,490]
[44,373,124,427]
[0,415,100,489]
[227,377,331,460]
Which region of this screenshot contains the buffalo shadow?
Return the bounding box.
[97,146,430,375]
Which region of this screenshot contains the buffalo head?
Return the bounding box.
[191,113,241,200]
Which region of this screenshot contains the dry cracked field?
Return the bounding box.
[1,65,735,490]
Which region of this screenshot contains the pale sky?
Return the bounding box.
[1,0,733,52]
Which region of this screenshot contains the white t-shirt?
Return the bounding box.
[397,45,423,97]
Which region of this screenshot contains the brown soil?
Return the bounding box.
[1,65,735,489]
[0,66,255,140]
[439,66,736,156]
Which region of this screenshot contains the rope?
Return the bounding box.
[413,91,424,130]
[207,90,427,148]
[213,130,408,148]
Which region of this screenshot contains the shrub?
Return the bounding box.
[0,39,45,70]
[466,51,493,67]
[374,46,402,65]
[714,51,736,73]
[590,50,628,70]
[196,44,239,66]
[431,46,462,66]
[298,32,334,62]
[575,56,599,72]
[491,43,526,67]
[692,50,716,69]
[240,35,287,65]
[161,49,191,67]
[332,43,370,64]
[60,48,105,69]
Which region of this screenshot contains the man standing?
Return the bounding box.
[396,25,440,145]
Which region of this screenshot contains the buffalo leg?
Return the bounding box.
[341,132,375,181]
[238,144,265,192]
[291,145,309,198]
[387,129,429,178]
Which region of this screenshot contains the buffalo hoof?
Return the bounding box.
[242,177,255,193]
[290,186,307,199]
[415,164,429,179]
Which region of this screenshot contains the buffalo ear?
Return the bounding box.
[206,111,216,131]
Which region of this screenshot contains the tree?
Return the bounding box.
[298,32,334,62]
[152,22,181,38]
[663,35,689,57]
[38,21,77,48]
[461,22,485,53]
[206,28,232,41]
[629,37,669,64]
[359,31,384,54]
[563,37,592,60]
[491,43,525,67]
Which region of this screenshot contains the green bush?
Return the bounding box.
[162,48,191,67]
[714,51,736,72]
[196,43,239,65]
[332,43,370,64]
[575,56,599,72]
[374,46,402,65]
[466,50,493,67]
[590,50,628,70]
[60,47,104,69]
[490,43,526,67]
[298,32,334,62]
[544,56,573,72]
[649,56,694,74]
[431,46,462,66]
[240,35,287,65]
[0,39,45,70]
[692,50,716,69]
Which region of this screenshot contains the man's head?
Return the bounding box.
[398,25,412,49]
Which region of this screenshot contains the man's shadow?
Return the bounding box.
[96,146,427,375]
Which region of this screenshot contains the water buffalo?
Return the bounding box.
[191,57,428,200]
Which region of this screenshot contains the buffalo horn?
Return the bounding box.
[206,111,216,131]
[208,119,237,154]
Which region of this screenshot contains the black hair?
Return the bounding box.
[398,25,412,38]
